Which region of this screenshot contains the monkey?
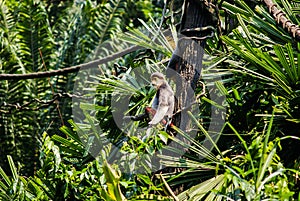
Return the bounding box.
[148,72,175,126]
[123,72,175,127]
[123,72,174,141]
[139,72,175,142]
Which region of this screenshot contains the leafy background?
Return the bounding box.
[0,0,299,200]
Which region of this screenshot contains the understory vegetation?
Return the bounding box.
[0,0,299,200]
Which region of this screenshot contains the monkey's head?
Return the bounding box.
[150,72,165,89]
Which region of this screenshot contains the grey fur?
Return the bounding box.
[149,72,175,125]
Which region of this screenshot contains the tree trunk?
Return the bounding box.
[164,0,218,194]
[168,0,217,132]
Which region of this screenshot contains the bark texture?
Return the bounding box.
[264,0,300,40]
[164,0,218,195]
[167,0,217,134]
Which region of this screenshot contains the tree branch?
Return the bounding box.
[0,92,90,113]
[0,46,140,80]
[263,0,300,40]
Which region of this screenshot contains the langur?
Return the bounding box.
[148,72,174,126]
[123,72,175,141]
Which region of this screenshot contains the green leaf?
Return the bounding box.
[177,174,225,201]
[158,131,169,144]
[0,166,11,188]
[102,161,126,201]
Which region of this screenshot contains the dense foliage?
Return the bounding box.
[0,0,299,200]
[0,0,155,176]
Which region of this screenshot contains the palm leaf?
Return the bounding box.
[177,174,225,201]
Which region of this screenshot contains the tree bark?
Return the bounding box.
[164,0,217,194]
[263,0,300,40]
[167,0,217,139]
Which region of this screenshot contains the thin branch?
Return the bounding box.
[263,0,300,40]
[0,46,140,80]
[0,92,88,113]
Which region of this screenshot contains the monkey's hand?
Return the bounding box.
[148,105,168,125]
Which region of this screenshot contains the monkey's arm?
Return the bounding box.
[123,107,155,121]
[123,113,148,121]
[148,105,168,125]
[148,89,171,125]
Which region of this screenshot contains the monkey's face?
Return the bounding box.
[151,77,164,89]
